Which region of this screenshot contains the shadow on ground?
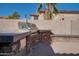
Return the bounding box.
[28,42,79,56]
[30,42,55,56]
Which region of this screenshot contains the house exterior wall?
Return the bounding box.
[29,13,79,35]
[38,13,45,20]
[71,20,79,35]
[57,13,79,35]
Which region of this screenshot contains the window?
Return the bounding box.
[62,18,64,20]
[34,16,38,20]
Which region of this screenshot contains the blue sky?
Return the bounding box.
[0,3,79,19]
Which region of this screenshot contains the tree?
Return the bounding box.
[7,11,20,19]
[45,3,58,20]
[45,3,58,13]
[37,3,42,13]
[53,3,58,14]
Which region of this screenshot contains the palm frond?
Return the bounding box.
[53,5,58,14]
[37,3,42,13]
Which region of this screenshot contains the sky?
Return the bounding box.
[0,3,79,19]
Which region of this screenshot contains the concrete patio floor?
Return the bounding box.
[29,42,55,56]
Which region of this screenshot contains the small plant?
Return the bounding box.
[25,14,28,23]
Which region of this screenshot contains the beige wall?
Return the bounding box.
[1,13,79,35]
[71,20,79,35]
[0,19,29,33]
[29,13,79,35]
[38,13,45,20]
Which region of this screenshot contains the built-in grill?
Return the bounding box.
[0,32,30,56]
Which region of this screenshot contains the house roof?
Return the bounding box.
[30,14,39,16]
[30,10,79,17]
[59,10,79,14]
[39,10,45,14]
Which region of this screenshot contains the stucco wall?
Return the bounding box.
[0,19,29,33]
[55,13,79,35]
[38,13,45,20]
[71,20,79,35]
[29,13,79,35]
